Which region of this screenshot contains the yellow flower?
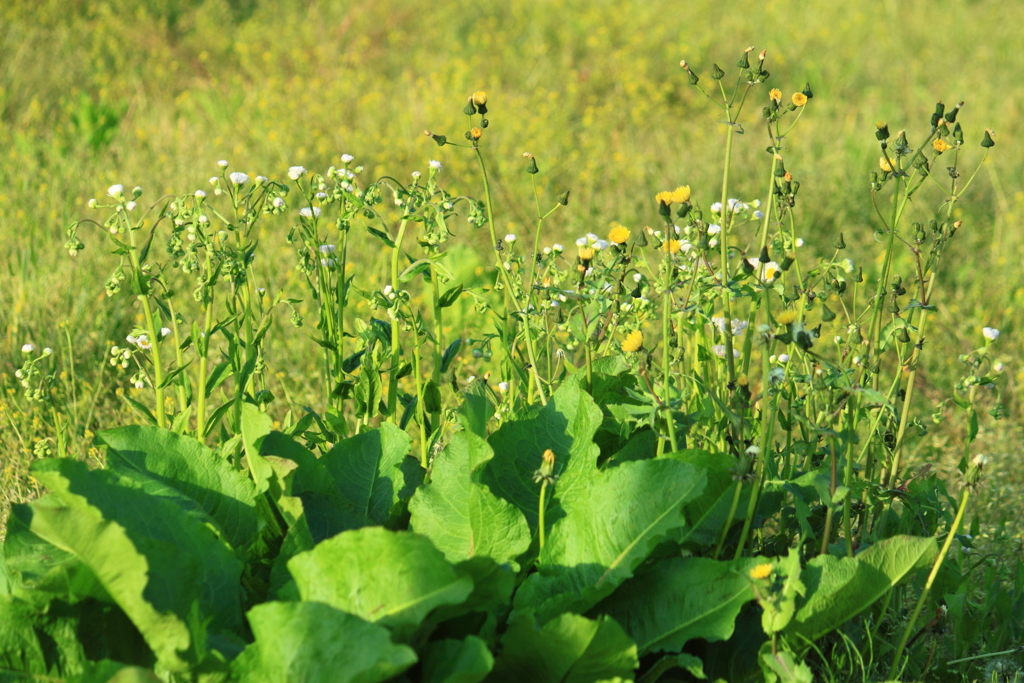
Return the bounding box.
[879,156,894,173]
[608,224,630,244]
[655,191,673,205]
[470,127,483,140]
[472,91,488,106]
[578,246,595,262]
[749,563,773,580]
[776,310,798,325]
[792,92,808,107]
[769,88,782,104]
[621,330,644,353]
[670,185,691,203]
[933,138,951,153]
[663,239,681,254]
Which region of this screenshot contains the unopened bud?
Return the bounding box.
[875,121,890,141]
[981,129,995,148]
[711,63,725,80]
[833,233,846,250]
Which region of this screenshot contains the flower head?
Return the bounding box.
[429,159,442,171]
[621,330,644,353]
[229,172,249,185]
[879,157,894,173]
[341,154,355,163]
[769,88,782,104]
[472,91,488,106]
[670,185,691,204]
[664,239,682,254]
[107,184,124,198]
[792,92,808,107]
[608,224,630,244]
[982,327,1000,341]
[319,244,337,254]
[21,343,35,353]
[217,160,229,168]
[933,138,951,153]
[288,166,306,180]
[655,191,673,205]
[470,127,483,140]
[504,233,517,243]
[749,563,773,580]
[299,207,321,219]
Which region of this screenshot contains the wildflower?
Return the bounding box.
[777,310,798,325]
[319,244,337,254]
[160,328,171,337]
[711,344,740,359]
[217,160,229,168]
[578,246,596,262]
[87,198,98,208]
[504,234,517,243]
[255,175,268,184]
[299,207,321,219]
[708,224,722,235]
[879,157,894,173]
[470,127,483,140]
[288,166,306,180]
[498,381,509,392]
[754,210,765,219]
[670,185,691,203]
[21,343,34,353]
[761,261,781,281]
[229,172,249,185]
[320,258,336,268]
[553,243,564,252]
[749,563,773,580]
[664,239,682,254]
[272,197,285,208]
[107,184,124,198]
[609,224,630,244]
[632,273,643,283]
[994,362,1005,372]
[769,89,782,104]
[341,154,355,163]
[710,202,723,213]
[792,92,808,107]
[621,330,644,353]
[778,353,790,363]
[982,327,1000,341]
[127,334,152,350]
[194,190,206,198]
[933,139,951,153]
[43,347,53,355]
[134,380,145,389]
[795,238,805,247]
[972,453,990,468]
[125,201,136,212]
[429,159,442,171]
[655,191,673,205]
[472,91,488,106]
[209,177,219,185]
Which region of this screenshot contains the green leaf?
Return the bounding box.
[319,422,416,526]
[595,556,766,654]
[241,403,276,495]
[489,612,638,683]
[661,449,745,547]
[515,459,705,622]
[421,636,494,683]
[231,601,417,683]
[0,595,87,677]
[287,527,473,634]
[409,431,531,566]
[785,534,937,645]
[482,381,603,530]
[438,283,464,308]
[457,379,492,438]
[26,459,243,672]
[99,426,259,551]
[760,645,813,683]
[366,225,397,248]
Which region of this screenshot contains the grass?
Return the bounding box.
[1,0,1023,555]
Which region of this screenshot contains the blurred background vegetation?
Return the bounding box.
[1,0,1022,544]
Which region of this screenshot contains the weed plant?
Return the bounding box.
[1,43,1022,682]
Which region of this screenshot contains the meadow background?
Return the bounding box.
[1,0,1022,548]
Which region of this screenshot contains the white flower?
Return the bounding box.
[299,207,321,219]
[498,381,509,392]
[982,327,1000,341]
[288,166,306,180]
[125,201,137,212]
[127,334,152,350]
[133,380,145,389]
[320,258,336,268]
[272,197,285,208]
[315,192,327,200]
[971,453,990,468]
[795,238,805,247]
[429,159,442,171]
[194,190,206,198]
[198,215,209,224]
[708,238,718,248]
[319,244,336,254]
[731,319,749,336]
[994,362,1005,372]
[633,273,643,283]
[576,236,587,247]
[708,224,722,235]
[504,234,517,243]
[543,247,552,255]
[411,171,421,179]
[255,175,268,184]
[43,347,53,355]
[229,172,249,185]
[217,160,229,168]
[745,444,761,456]
[553,243,564,252]
[711,344,741,359]
[21,343,34,353]
[842,258,855,273]
[107,184,124,198]
[87,198,98,208]
[778,353,790,363]
[160,327,171,337]
[761,261,781,281]
[383,285,393,296]
[209,177,219,185]
[753,210,765,219]
[710,202,723,213]
[341,154,354,163]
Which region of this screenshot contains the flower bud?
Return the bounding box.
[463,101,477,116]
[687,70,699,85]
[944,101,963,123]
[711,63,725,80]
[759,245,770,263]
[524,153,539,174]
[981,129,995,148]
[953,122,964,145]
[557,190,570,206]
[802,83,814,99]
[833,233,846,250]
[875,121,890,141]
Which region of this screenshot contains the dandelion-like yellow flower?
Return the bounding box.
[749,563,773,580]
[769,88,782,104]
[879,156,894,173]
[663,239,681,254]
[670,185,691,203]
[472,91,488,106]
[621,330,644,353]
[792,92,808,107]
[655,191,673,205]
[933,138,951,153]
[609,224,631,244]
[470,127,483,140]
[776,310,798,325]
[578,246,596,262]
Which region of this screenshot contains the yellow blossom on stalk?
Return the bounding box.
[792,92,808,107]
[776,310,798,325]
[663,239,681,254]
[472,91,487,106]
[578,246,595,262]
[670,185,691,203]
[769,88,782,104]
[933,138,951,153]
[749,563,773,580]
[879,156,894,172]
[609,224,630,244]
[470,127,483,140]
[655,191,673,205]
[621,330,644,353]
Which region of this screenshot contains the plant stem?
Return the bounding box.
[538,479,549,550]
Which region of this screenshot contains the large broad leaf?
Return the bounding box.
[421,636,494,683]
[230,601,417,683]
[319,422,417,526]
[99,425,259,550]
[662,449,746,547]
[785,534,937,644]
[514,459,705,622]
[26,459,243,672]
[287,527,473,635]
[409,431,531,566]
[482,382,603,530]
[0,594,87,678]
[489,612,638,683]
[595,556,766,654]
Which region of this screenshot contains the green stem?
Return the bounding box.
[387,214,411,422]
[538,480,549,550]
